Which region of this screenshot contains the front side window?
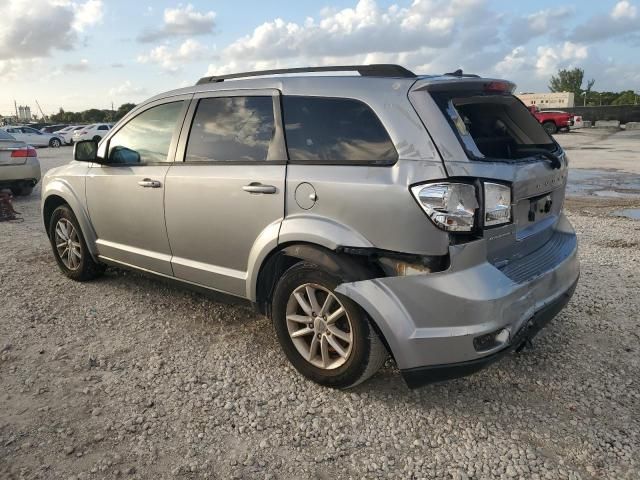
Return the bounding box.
[185,96,275,162]
[98,125,109,131]
[108,102,184,164]
[282,96,397,163]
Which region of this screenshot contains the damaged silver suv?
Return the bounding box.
[41,65,579,389]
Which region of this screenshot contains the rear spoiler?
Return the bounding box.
[410,76,516,94]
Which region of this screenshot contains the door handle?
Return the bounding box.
[242,183,277,194]
[138,178,162,188]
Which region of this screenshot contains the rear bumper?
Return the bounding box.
[0,158,41,185]
[401,277,577,388]
[335,214,579,386]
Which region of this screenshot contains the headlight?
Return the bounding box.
[484,182,511,226]
[411,182,478,232]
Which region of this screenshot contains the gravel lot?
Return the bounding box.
[1,137,639,479]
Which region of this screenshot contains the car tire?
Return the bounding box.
[92,135,102,143]
[271,262,387,389]
[49,138,61,148]
[48,204,105,281]
[542,121,558,135]
[10,185,33,196]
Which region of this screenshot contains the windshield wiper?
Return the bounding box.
[516,148,562,169]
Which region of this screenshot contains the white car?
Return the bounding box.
[1,125,64,148]
[56,125,85,145]
[72,123,112,143]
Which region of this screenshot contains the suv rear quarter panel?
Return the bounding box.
[280,78,451,256]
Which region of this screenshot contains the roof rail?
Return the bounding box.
[196,64,416,85]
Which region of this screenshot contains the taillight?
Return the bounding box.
[484,183,512,227]
[11,147,37,158]
[411,182,478,232]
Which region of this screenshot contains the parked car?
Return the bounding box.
[41,65,579,389]
[527,106,572,134]
[72,123,112,143]
[0,130,41,195]
[57,125,85,145]
[40,124,69,134]
[0,125,64,147]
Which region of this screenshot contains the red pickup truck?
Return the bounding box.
[527,106,572,134]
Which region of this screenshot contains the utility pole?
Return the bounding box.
[111,101,115,122]
[14,100,18,120]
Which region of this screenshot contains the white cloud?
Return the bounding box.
[611,0,637,20]
[137,38,209,72]
[535,42,589,76]
[72,0,104,32]
[138,4,216,42]
[108,80,147,99]
[0,0,103,60]
[205,0,496,76]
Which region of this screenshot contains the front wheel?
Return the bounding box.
[92,135,102,143]
[543,121,558,135]
[271,263,387,389]
[49,138,61,148]
[48,205,104,281]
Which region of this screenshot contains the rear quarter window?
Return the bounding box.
[282,96,397,164]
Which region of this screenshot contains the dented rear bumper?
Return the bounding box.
[335,214,579,387]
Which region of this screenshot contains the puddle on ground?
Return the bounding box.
[567,169,640,198]
[612,208,640,220]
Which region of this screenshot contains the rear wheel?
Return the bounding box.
[92,135,102,143]
[542,121,558,135]
[49,138,61,148]
[48,204,104,281]
[10,185,33,196]
[271,262,386,389]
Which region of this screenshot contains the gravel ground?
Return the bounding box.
[1,146,639,479]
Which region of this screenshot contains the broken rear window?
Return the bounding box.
[434,93,557,161]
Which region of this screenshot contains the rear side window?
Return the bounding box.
[433,93,556,161]
[0,130,15,140]
[282,96,397,164]
[185,96,275,162]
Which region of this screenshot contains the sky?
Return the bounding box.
[1,0,640,116]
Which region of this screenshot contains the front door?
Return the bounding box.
[86,99,190,276]
[164,90,287,297]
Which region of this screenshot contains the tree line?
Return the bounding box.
[549,68,638,106]
[49,103,136,124]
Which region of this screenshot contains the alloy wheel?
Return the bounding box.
[285,283,353,369]
[54,218,82,270]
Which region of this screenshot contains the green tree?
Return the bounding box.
[549,68,595,97]
[612,90,638,105]
[115,103,136,120]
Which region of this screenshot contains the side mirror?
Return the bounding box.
[74,140,98,162]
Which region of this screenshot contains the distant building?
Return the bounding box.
[516,92,575,109]
[17,105,32,122]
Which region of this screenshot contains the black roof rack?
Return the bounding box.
[196,64,416,85]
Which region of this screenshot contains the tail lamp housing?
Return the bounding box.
[411,181,512,232]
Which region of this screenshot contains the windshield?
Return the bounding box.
[434,92,557,161]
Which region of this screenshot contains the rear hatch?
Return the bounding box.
[408,77,569,267]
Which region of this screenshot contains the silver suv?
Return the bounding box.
[41,65,579,389]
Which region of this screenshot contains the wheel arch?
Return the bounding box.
[42,181,99,259]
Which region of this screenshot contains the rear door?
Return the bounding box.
[164,89,287,297]
[409,79,569,265]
